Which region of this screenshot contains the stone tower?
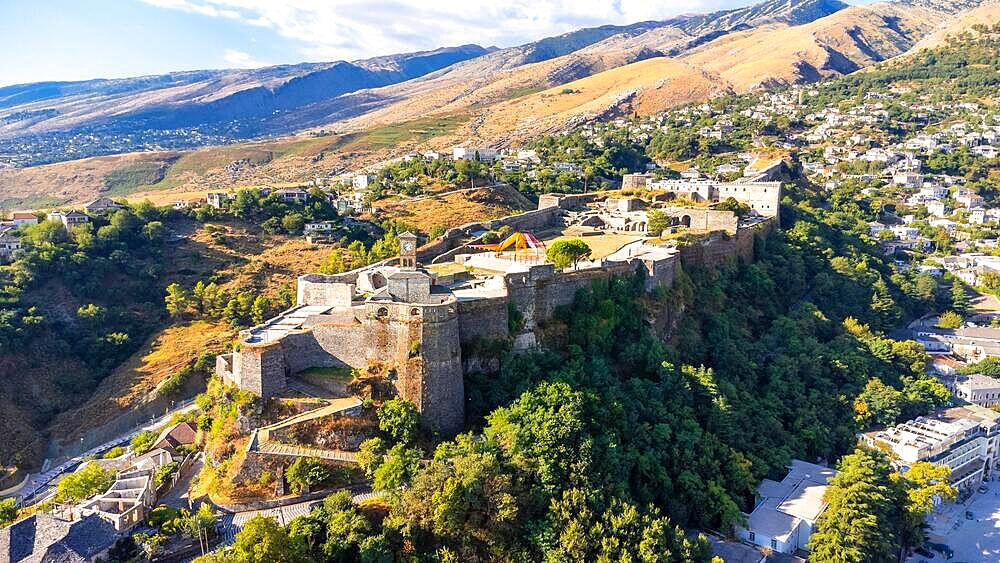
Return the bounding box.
[398,232,417,270]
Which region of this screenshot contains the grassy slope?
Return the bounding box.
[373,184,535,233]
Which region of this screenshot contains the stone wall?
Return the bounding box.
[234,343,286,399]
[298,278,354,307]
[717,182,781,219]
[456,296,509,345]
[658,207,738,234]
[678,220,772,270]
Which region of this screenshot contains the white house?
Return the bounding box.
[352,175,373,191]
[304,221,337,234]
[47,210,89,228]
[927,201,948,218]
[894,173,923,189]
[9,212,38,227]
[736,460,837,555]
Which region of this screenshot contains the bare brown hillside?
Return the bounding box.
[0,0,987,210]
[909,0,1000,51]
[681,3,941,91]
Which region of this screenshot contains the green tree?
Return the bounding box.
[54,462,115,503]
[131,430,157,455]
[372,443,421,491]
[143,220,166,242]
[377,398,420,444]
[951,281,970,314]
[546,239,592,270]
[894,462,956,548]
[285,457,330,494]
[647,209,671,237]
[962,356,1000,378]
[937,310,963,329]
[809,449,902,563]
[233,516,304,563]
[251,296,272,325]
[854,378,902,427]
[165,283,192,319]
[282,213,305,234]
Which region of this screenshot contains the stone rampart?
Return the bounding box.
[457,296,509,345]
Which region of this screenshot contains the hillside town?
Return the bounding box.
[3,7,1000,563]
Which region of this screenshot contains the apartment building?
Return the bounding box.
[867,405,1000,495]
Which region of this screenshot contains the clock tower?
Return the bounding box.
[398,232,418,270]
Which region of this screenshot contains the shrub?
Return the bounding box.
[285,457,330,494]
[937,311,963,329]
[154,462,181,489]
[102,446,126,459]
[0,498,18,526]
[131,431,157,456]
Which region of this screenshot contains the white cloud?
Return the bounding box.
[223,48,270,68]
[139,0,736,62]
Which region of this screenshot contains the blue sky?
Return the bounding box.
[0,0,878,87]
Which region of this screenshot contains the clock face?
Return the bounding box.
[403,242,413,251]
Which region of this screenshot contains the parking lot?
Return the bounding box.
[911,480,1000,562]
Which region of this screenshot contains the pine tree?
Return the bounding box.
[809,449,902,563]
[950,281,970,315]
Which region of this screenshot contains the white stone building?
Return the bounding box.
[736,460,837,556]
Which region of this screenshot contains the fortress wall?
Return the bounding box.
[657,207,738,234]
[718,182,781,218]
[457,296,509,345]
[238,343,286,399]
[310,324,368,369]
[678,219,774,270]
[298,279,354,307]
[416,304,465,435]
[476,206,563,235]
[638,254,679,291]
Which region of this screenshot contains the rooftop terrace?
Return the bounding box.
[244,305,334,344]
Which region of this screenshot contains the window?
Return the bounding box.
[771,539,778,550]
[748,531,755,542]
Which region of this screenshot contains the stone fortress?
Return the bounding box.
[217,179,782,435]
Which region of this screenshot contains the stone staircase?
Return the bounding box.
[246,396,363,465]
[257,441,358,463]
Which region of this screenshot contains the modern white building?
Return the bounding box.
[452,146,499,161]
[736,460,837,555]
[866,405,1000,494]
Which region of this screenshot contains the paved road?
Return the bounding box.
[16,401,197,505]
[910,479,1000,562]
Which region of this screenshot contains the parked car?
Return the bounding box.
[965,510,974,520]
[926,543,953,560]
